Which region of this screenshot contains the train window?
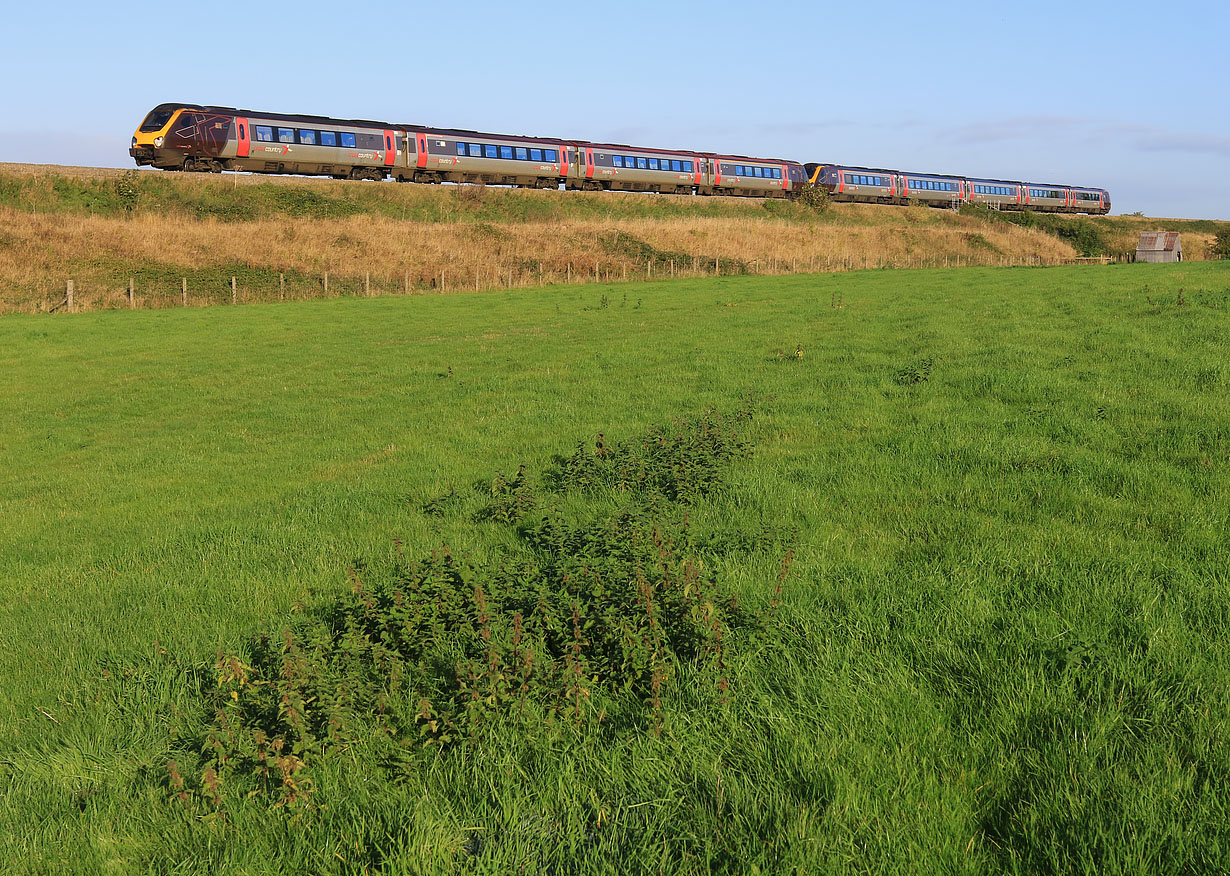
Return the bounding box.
[647,159,657,170]
[637,158,648,169]
[277,128,295,143]
[341,132,357,148]
[483,145,497,158]
[467,144,480,157]
[545,150,558,162]
[254,126,274,142]
[516,147,528,160]
[530,149,542,161]
[613,156,623,167]
[457,143,466,155]
[139,108,176,132]
[683,161,693,172]
[320,131,336,147]
[500,145,513,159]
[298,129,316,145]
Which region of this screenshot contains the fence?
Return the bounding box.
[27,252,1115,315]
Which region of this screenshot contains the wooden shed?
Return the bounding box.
[1136,232,1182,263]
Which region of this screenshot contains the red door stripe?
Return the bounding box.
[384,130,396,166]
[585,148,594,179]
[416,132,428,169]
[560,142,569,179]
[235,116,249,158]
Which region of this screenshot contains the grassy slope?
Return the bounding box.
[3,163,1224,314]
[1,262,1228,873]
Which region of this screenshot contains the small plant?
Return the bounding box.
[894,357,935,386]
[114,171,140,212]
[477,465,536,524]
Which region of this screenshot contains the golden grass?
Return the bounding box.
[0,164,1213,314]
[0,206,1088,314]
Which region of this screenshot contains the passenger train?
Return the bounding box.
[130,103,1110,214]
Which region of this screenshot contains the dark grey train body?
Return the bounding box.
[130,103,1108,212]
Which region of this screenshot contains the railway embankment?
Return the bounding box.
[1,163,1223,314]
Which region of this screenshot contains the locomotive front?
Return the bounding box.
[130,104,190,167]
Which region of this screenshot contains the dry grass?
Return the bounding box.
[0,208,1081,314]
[1,163,1211,315]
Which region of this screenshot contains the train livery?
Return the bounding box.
[130,103,807,199]
[130,102,1109,214]
[807,164,1110,215]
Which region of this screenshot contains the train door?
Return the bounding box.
[235,117,250,158]
[383,130,396,167]
[416,132,429,169]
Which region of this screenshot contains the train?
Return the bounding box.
[129,102,1110,214]
[807,165,1109,214]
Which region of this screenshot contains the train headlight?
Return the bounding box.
[154,137,164,148]
[131,136,137,148]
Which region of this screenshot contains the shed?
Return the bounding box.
[1136,232,1182,263]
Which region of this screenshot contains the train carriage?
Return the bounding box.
[706,156,802,198]
[900,172,964,206]
[1023,183,1072,213]
[806,165,899,203]
[966,178,1023,209]
[403,128,571,188]
[132,103,398,180]
[571,144,703,194]
[1071,187,1110,214]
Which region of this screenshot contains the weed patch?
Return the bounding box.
[167,407,787,812]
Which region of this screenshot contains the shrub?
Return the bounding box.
[1213,228,1230,259]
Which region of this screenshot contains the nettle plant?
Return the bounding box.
[171,406,793,811]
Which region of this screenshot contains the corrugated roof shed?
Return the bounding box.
[1136,232,1182,262]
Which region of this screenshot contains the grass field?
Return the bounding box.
[1,261,1228,873]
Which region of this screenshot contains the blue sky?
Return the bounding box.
[1,0,1225,218]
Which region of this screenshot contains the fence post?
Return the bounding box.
[365,272,370,296]
[128,278,135,309]
[324,271,329,297]
[280,273,285,301]
[182,278,187,307]
[231,276,237,304]
[66,279,74,313]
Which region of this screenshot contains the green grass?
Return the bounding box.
[1,262,1228,874]
[0,168,828,225]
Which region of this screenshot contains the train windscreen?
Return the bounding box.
[139,108,177,132]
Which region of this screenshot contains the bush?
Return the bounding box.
[797,183,830,213]
[1213,228,1230,259]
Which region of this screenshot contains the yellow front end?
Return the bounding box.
[130,105,185,167]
